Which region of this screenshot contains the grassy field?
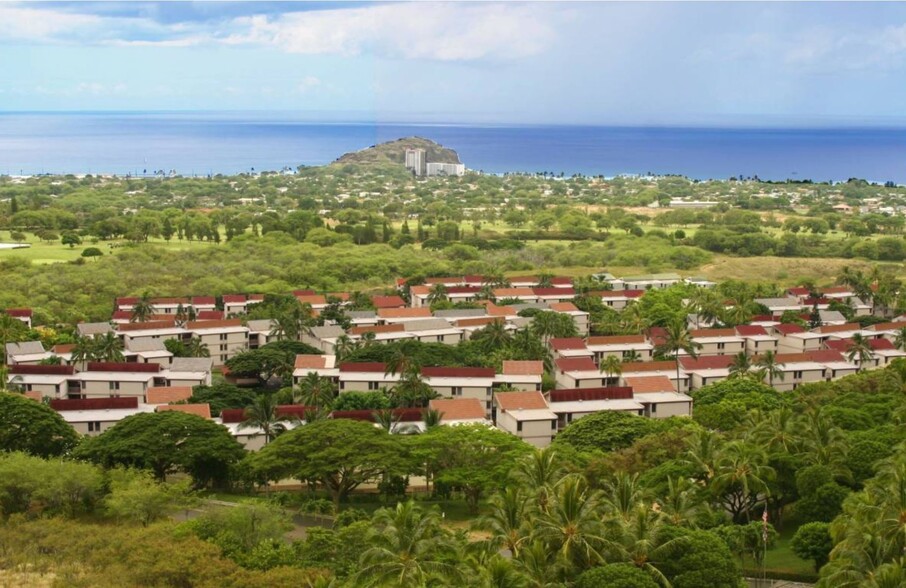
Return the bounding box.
[0,231,218,265]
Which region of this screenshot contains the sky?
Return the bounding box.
[3,1,906,125]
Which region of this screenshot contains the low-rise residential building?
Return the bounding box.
[292,354,340,385]
[595,289,645,310]
[4,308,33,328]
[554,357,607,389]
[493,391,558,448]
[429,398,491,425]
[51,397,155,436]
[773,323,825,353]
[145,385,194,405]
[422,367,496,411]
[679,355,733,390]
[338,362,399,392]
[585,335,654,363]
[5,341,51,365]
[74,362,161,400]
[187,319,249,365]
[548,387,644,430]
[623,375,694,418]
[496,360,544,392]
[7,364,75,398]
[620,360,691,393]
[549,337,593,360]
[548,302,590,335]
[690,328,745,356]
[164,357,214,387]
[735,325,779,354]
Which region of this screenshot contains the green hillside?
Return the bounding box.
[332,136,462,168]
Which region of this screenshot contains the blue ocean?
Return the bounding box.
[1,112,905,182]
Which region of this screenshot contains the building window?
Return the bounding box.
[339,382,345,391]
[219,333,228,341]
[368,381,380,391]
[516,421,523,432]
[717,342,725,350]
[219,344,228,351]
[88,421,101,432]
[452,387,462,397]
[551,420,557,431]
[108,382,120,391]
[794,371,803,379]
[651,403,657,414]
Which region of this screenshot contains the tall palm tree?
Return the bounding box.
[511,447,565,515]
[474,319,512,352]
[356,501,465,587]
[601,472,648,524]
[183,336,210,358]
[70,335,97,365]
[239,393,296,445]
[94,332,124,362]
[722,299,756,328]
[130,292,155,323]
[391,366,438,409]
[295,371,335,408]
[728,351,752,379]
[755,350,784,388]
[712,440,774,523]
[608,504,688,586]
[476,487,532,558]
[687,287,724,329]
[846,333,875,372]
[620,303,648,334]
[658,476,708,528]
[599,355,623,386]
[656,318,701,392]
[894,327,906,352]
[427,284,449,306]
[533,475,607,572]
[334,334,358,362]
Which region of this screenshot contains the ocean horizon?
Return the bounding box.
[1,111,905,183]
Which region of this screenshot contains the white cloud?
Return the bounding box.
[0,6,102,41]
[297,76,322,93]
[225,3,559,61]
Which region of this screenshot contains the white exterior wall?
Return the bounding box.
[79,379,149,399]
[497,412,555,448]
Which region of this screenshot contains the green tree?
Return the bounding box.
[599,355,623,386]
[576,563,659,588]
[0,392,79,457]
[755,350,784,388]
[61,231,82,248]
[355,501,465,587]
[130,291,155,323]
[250,419,405,509]
[295,371,336,408]
[239,392,297,445]
[553,411,660,454]
[791,522,833,572]
[75,411,245,487]
[657,317,701,389]
[846,333,874,372]
[105,468,191,526]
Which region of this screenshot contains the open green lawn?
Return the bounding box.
[0,231,218,265]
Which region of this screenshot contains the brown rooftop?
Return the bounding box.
[502,360,544,376]
[156,404,212,419]
[494,390,549,411]
[430,398,487,421]
[146,386,193,404]
[623,375,676,393]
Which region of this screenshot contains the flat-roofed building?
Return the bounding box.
[620,360,691,393]
[493,391,558,448]
[554,357,608,389]
[735,325,778,354]
[548,387,643,430]
[585,335,653,363]
[429,398,490,425]
[338,362,399,393]
[186,319,249,365]
[496,360,544,392]
[624,375,693,418]
[690,328,745,357]
[292,354,339,385]
[51,397,155,436]
[679,355,733,390]
[422,366,496,412]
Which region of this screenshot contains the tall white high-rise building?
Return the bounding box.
[405,149,427,177]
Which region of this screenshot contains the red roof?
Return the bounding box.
[735,325,769,336]
[621,360,678,373]
[827,338,895,352]
[51,397,138,411]
[550,302,580,312]
[773,323,806,335]
[421,366,496,378]
[157,404,212,419]
[339,362,388,373]
[292,289,315,296]
[430,398,487,421]
[549,337,588,351]
[555,357,598,372]
[146,386,193,404]
[597,289,645,299]
[587,335,647,345]
[196,310,225,320]
[87,361,161,373]
[220,404,316,423]
[372,295,407,308]
[445,286,482,295]
[502,360,544,375]
[4,308,32,317]
[549,387,634,402]
[222,294,247,303]
[624,375,676,393]
[191,296,216,305]
[787,287,810,296]
[532,287,576,297]
[815,323,861,334]
[294,355,328,370]
[679,355,734,370]
[495,391,549,411]
[9,364,74,375]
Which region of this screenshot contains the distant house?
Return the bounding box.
[422,367,496,412]
[495,360,544,392]
[493,391,558,448]
[548,387,643,430]
[4,308,33,328]
[690,328,745,357]
[429,398,490,426]
[585,335,654,363]
[51,397,155,436]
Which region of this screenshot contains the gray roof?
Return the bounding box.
[402,318,455,332]
[819,310,847,323]
[77,322,113,336]
[347,310,377,319]
[432,308,487,319]
[308,326,345,340]
[246,319,276,333]
[755,297,802,307]
[125,338,168,352]
[509,317,533,329]
[170,357,214,373]
[5,341,45,356]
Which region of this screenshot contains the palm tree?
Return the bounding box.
[533,475,606,572]
[657,476,708,528]
[684,429,723,484]
[621,350,642,363]
[476,487,531,558]
[894,327,906,352]
[94,332,124,362]
[846,333,875,372]
[0,313,27,362]
[722,299,756,327]
[239,393,295,445]
[712,440,775,523]
[183,336,209,358]
[474,319,512,352]
[356,501,465,587]
[656,318,701,392]
[334,334,358,362]
[130,291,155,323]
[599,355,623,386]
[422,408,443,430]
[687,287,724,329]
[601,472,648,524]
[427,284,449,306]
[530,311,578,343]
[620,303,648,334]
[295,371,335,408]
[536,273,554,288]
[608,504,688,586]
[755,350,784,388]
[511,447,565,515]
[728,351,752,379]
[391,366,438,408]
[70,335,97,365]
